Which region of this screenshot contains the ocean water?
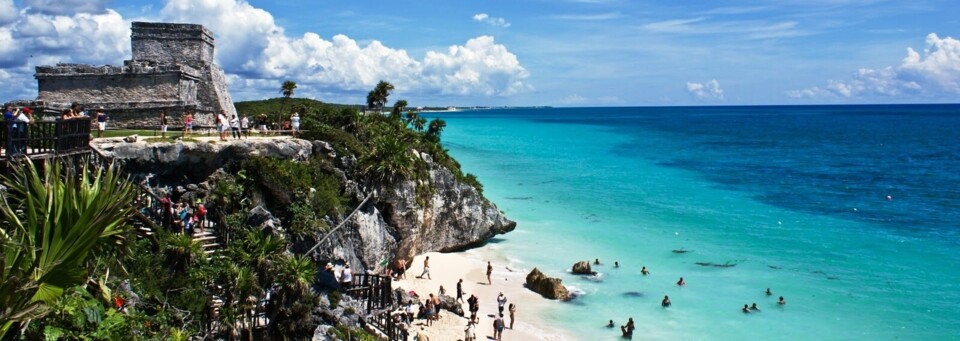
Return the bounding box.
[425,105,960,340]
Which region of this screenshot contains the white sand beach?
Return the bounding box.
[391,251,574,341]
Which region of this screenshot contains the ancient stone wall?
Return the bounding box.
[131,22,215,68]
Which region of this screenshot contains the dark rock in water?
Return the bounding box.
[695,262,712,267]
[438,294,464,316]
[572,260,594,275]
[525,268,569,300]
[622,291,644,297]
[672,249,691,254]
[768,265,782,270]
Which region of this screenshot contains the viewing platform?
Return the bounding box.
[0,117,92,162]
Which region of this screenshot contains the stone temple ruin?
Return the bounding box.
[31,22,236,128]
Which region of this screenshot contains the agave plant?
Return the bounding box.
[0,158,134,337]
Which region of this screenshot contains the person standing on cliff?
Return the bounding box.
[217,110,228,141]
[230,114,241,139]
[159,110,168,138]
[240,115,250,138]
[184,112,194,138]
[290,112,301,138]
[486,261,493,285]
[418,256,431,280]
[94,107,106,138]
[258,114,268,136]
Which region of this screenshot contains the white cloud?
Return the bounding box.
[686,79,724,100]
[0,0,17,25]
[788,33,960,99]
[472,13,511,28]
[0,0,531,103]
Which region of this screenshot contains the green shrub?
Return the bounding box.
[327,290,342,309]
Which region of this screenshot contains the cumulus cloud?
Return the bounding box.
[686,79,724,100]
[0,0,531,103]
[23,0,110,15]
[472,13,511,28]
[159,0,530,99]
[788,33,960,99]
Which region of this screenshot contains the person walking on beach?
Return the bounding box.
[508,303,516,329]
[159,110,168,138]
[468,294,479,320]
[493,314,505,341]
[430,293,441,316]
[497,292,507,314]
[486,261,493,285]
[456,279,465,303]
[418,256,431,279]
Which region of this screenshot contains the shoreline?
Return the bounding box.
[390,249,575,341]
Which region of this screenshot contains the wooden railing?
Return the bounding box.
[343,274,407,341]
[367,310,408,341]
[1,118,91,159]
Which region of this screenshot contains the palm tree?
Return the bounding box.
[391,99,408,121]
[278,80,298,128]
[426,118,447,142]
[405,109,419,125]
[0,159,135,337]
[266,255,316,338]
[413,117,427,133]
[365,81,394,114]
[360,133,416,186]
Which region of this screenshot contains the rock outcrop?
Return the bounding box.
[572,261,593,275]
[438,294,464,316]
[525,268,569,300]
[93,137,516,273]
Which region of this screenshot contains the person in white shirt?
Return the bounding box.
[240,115,249,138]
[290,112,301,138]
[217,110,228,141]
[340,264,353,289]
[230,115,241,139]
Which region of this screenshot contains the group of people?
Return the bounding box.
[159,196,208,235]
[599,259,788,339]
[398,258,518,341]
[157,110,301,140]
[3,104,35,155]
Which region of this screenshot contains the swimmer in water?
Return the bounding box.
[594,258,601,265]
[750,303,760,311]
[778,296,786,305]
[765,288,772,296]
[742,304,751,313]
[661,295,671,307]
[676,277,685,286]
[641,266,649,276]
[615,261,619,268]
[606,320,614,328]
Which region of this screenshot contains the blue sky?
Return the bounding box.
[1,0,958,106]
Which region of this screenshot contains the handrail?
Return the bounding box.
[1,117,91,159]
[305,192,374,256]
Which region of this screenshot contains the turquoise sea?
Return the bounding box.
[425,105,960,340]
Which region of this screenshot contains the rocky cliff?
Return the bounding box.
[93,137,515,271]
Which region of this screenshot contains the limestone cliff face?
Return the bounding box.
[93,137,515,271]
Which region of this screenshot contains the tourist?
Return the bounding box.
[174,202,186,234]
[415,326,430,341]
[778,296,786,305]
[240,115,250,138]
[230,114,241,139]
[290,112,301,138]
[341,264,353,290]
[676,277,685,286]
[486,261,493,285]
[594,258,601,265]
[468,294,479,320]
[423,299,434,326]
[662,295,671,307]
[195,200,207,233]
[159,110,168,138]
[217,110,228,141]
[750,302,760,311]
[456,278,464,303]
[606,320,614,328]
[620,317,635,339]
[160,195,173,228]
[13,107,31,154]
[464,318,477,341]
[615,261,619,268]
[508,303,516,329]
[405,301,415,324]
[431,293,441,315]
[417,256,431,279]
[493,313,505,341]
[95,107,106,138]
[258,114,268,136]
[765,288,772,296]
[184,112,193,137]
[61,108,74,120]
[641,266,649,276]
[397,259,407,280]
[742,304,751,313]
[497,292,507,314]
